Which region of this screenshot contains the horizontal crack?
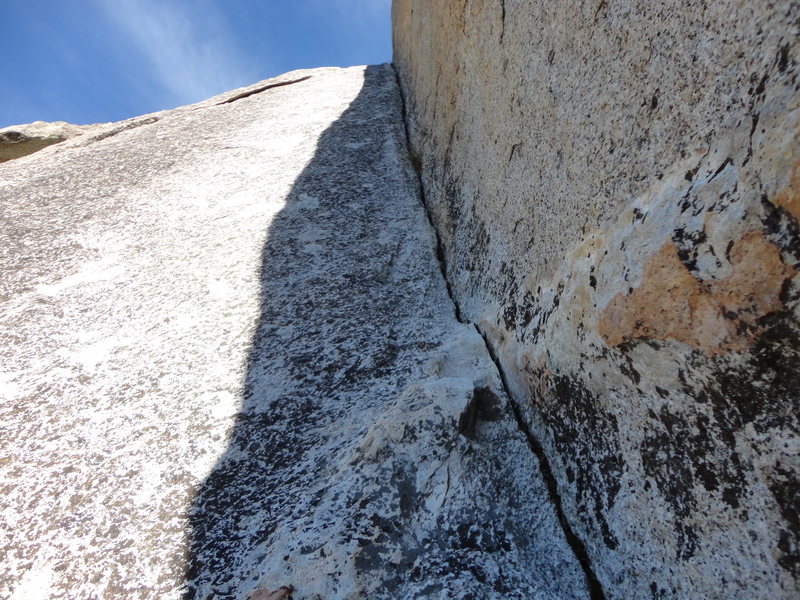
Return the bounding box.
[217,75,312,105]
[76,116,160,148]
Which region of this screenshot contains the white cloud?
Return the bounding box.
[95,0,259,106]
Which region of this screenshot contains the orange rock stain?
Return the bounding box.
[598,230,795,355]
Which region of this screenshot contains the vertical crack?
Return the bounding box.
[392,64,465,324]
[500,0,506,42]
[476,329,607,600]
[391,63,607,600]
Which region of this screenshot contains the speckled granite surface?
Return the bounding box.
[393,2,800,598]
[0,65,586,599]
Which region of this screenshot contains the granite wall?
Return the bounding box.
[393,1,800,597]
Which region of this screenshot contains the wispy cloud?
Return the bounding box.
[304,0,391,29]
[95,0,259,107]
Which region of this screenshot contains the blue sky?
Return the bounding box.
[1,0,392,127]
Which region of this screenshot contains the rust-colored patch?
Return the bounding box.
[598,231,795,355]
[772,162,800,222]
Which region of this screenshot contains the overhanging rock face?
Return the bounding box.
[0,66,588,598]
[393,1,800,598]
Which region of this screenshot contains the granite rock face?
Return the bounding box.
[0,120,90,162]
[393,1,800,598]
[0,66,588,598]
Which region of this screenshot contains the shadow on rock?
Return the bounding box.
[183,64,407,599]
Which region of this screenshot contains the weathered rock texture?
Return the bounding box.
[0,66,588,598]
[393,1,800,598]
[0,121,90,162]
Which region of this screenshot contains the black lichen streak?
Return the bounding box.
[499,0,506,43]
[459,386,504,440]
[500,262,520,331]
[671,226,707,273]
[709,157,733,180]
[768,464,800,578]
[546,375,622,553]
[640,407,720,559]
[676,310,800,572]
[777,44,790,73]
